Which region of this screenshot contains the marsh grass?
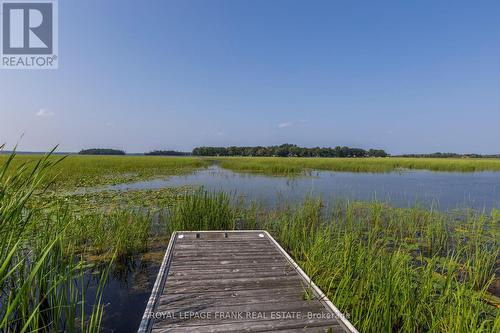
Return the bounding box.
[167,190,500,332]
[67,210,152,259]
[2,149,499,332]
[167,189,235,233]
[0,154,210,189]
[216,156,500,174]
[0,149,113,332]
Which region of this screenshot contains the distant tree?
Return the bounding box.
[145,150,190,156]
[191,144,388,158]
[79,148,125,155]
[368,149,388,157]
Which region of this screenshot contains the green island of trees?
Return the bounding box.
[78,148,125,155]
[192,144,388,158]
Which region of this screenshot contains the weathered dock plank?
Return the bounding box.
[138,231,358,333]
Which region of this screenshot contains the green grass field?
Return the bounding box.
[0,154,210,189]
[216,156,500,174]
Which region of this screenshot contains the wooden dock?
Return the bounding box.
[138,231,358,333]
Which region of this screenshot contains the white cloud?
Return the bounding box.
[105,121,113,127]
[278,122,293,128]
[215,131,225,136]
[35,108,54,117]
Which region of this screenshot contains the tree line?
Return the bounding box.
[192,144,388,157]
[79,148,125,155]
[144,150,190,156]
[76,147,499,158]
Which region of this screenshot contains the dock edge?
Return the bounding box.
[137,230,359,333]
[137,231,178,333]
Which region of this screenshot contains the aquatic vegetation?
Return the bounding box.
[47,186,195,213]
[0,149,109,332]
[68,210,152,258]
[0,151,178,332]
[168,191,500,333]
[167,189,235,233]
[2,154,499,195]
[0,154,210,189]
[215,156,500,174]
[2,151,499,332]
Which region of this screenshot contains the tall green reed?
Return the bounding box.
[0,148,111,332]
[167,189,234,232]
[165,189,499,332]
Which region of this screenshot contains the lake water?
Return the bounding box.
[91,166,500,332]
[105,166,500,211]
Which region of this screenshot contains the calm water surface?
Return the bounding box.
[93,166,500,332]
[106,166,500,211]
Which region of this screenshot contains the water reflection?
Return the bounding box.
[104,166,500,211]
[83,166,500,332]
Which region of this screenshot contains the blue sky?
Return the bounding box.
[1,0,499,154]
